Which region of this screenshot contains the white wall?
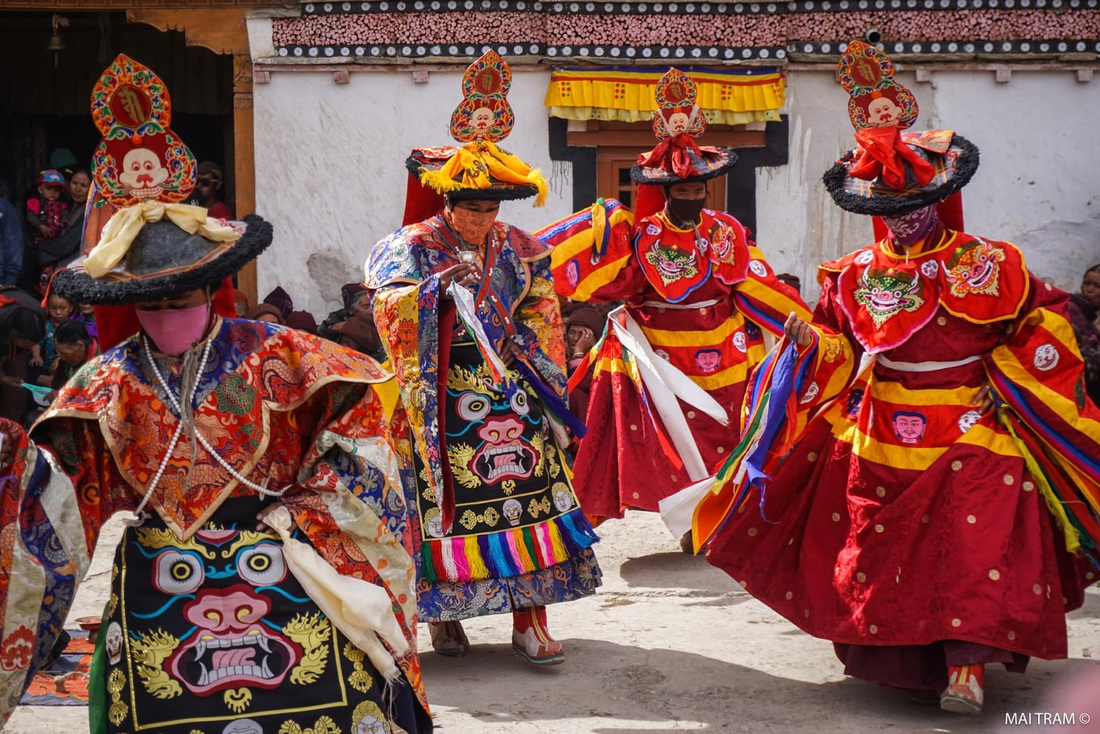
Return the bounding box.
[755,69,1100,307]
[253,61,1100,314]
[253,67,574,317]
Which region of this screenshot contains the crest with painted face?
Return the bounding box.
[652,68,706,141]
[837,40,919,132]
[449,50,515,143]
[91,54,197,207]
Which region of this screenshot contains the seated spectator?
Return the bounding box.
[245,303,283,324]
[50,319,99,392]
[0,296,45,424]
[286,309,318,335]
[262,285,295,322]
[319,282,371,341]
[73,302,98,339]
[1070,263,1100,406]
[190,161,234,220]
[0,179,23,287]
[330,310,385,361]
[30,291,74,385]
[35,168,91,279]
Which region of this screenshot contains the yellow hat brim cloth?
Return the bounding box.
[418,140,548,207]
[84,200,241,279]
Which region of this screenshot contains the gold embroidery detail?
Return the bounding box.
[224,687,252,713]
[447,443,481,489]
[221,530,279,558]
[134,528,215,559]
[448,364,490,394]
[352,700,389,733]
[459,507,501,529]
[527,496,551,519]
[106,592,119,618]
[501,479,517,495]
[107,669,128,725]
[278,715,343,734]
[530,431,547,478]
[283,612,333,686]
[131,628,182,700]
[343,642,375,693]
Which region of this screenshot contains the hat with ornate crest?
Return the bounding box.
[822,40,979,217]
[630,68,738,185]
[408,51,549,207]
[52,54,272,306]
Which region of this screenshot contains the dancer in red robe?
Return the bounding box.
[683,41,1100,714]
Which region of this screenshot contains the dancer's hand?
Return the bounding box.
[438,264,477,295]
[784,312,814,347]
[501,338,523,367]
[973,384,996,415]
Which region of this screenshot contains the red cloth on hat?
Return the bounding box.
[637,134,704,181]
[850,126,936,189]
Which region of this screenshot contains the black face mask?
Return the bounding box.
[667,197,705,226]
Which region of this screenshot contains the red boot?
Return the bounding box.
[940,663,985,714]
[511,606,564,666]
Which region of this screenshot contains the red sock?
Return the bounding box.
[948,663,985,690]
[512,605,548,634]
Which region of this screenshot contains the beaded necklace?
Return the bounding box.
[131,333,286,522]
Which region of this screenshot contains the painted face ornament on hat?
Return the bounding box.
[51,55,273,308]
[822,41,980,221]
[411,51,549,209]
[631,68,737,188]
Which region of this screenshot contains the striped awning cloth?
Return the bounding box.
[545,66,785,125]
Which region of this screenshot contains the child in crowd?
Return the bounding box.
[30,291,74,385]
[50,319,98,394]
[73,302,98,339]
[25,170,70,243]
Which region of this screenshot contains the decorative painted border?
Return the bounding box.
[300,0,1099,12]
[275,42,786,59]
[795,39,1100,54]
[274,5,1100,60]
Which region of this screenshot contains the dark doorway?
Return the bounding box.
[0,11,233,225]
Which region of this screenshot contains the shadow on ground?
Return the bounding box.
[420,636,1100,733]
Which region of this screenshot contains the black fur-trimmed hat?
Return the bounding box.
[629,147,738,185]
[53,215,273,305]
[406,148,538,203]
[53,55,274,306]
[823,132,979,217]
[630,68,738,186]
[824,40,980,217]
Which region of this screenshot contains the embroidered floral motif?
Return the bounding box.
[944,238,1005,298]
[643,242,699,286]
[213,373,257,416]
[0,626,35,672]
[854,267,926,328]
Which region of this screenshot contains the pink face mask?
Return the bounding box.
[136,302,210,356]
[449,207,497,245]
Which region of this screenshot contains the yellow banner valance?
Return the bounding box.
[545,66,785,125]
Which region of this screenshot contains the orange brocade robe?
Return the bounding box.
[540,203,810,521]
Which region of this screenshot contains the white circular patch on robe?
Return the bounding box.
[1034,343,1059,371]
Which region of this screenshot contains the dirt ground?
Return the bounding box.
[7,511,1100,733]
